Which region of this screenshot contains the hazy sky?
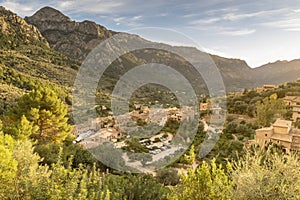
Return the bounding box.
[2,0,300,67]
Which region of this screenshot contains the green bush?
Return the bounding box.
[156,168,180,186]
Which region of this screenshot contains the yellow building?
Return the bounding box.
[255,119,300,152]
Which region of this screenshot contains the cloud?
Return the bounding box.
[190,18,221,25]
[222,8,287,21]
[219,29,256,36]
[111,15,143,27]
[132,15,142,20]
[113,17,126,22]
[188,8,288,30]
[260,10,300,31]
[183,13,200,18]
[1,0,124,16]
[205,7,239,15]
[57,1,72,9]
[2,0,35,16]
[262,19,300,31]
[55,0,124,14]
[157,13,168,17]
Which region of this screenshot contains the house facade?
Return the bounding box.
[283,96,300,123]
[255,119,300,152]
[293,105,300,123]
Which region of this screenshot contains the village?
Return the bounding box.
[74,101,223,159]
[74,83,300,162]
[250,94,300,152]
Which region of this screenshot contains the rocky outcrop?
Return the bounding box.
[25,6,113,60]
[0,6,49,48]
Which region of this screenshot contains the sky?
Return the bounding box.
[2,0,300,67]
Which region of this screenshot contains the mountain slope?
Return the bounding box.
[25,7,259,92]
[26,7,300,91]
[252,59,300,85]
[25,6,114,61]
[0,6,80,113]
[0,5,298,111]
[0,6,48,48]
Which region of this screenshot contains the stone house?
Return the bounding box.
[283,96,300,123]
[255,119,300,152]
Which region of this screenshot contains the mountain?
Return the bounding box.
[0,6,48,48]
[25,7,114,61]
[253,59,300,85]
[0,6,80,113]
[24,7,259,91]
[0,6,299,113]
[25,7,300,91]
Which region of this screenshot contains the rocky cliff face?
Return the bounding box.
[0,6,49,48]
[25,7,113,60]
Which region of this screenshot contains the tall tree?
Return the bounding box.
[11,115,38,140]
[11,86,72,144]
[183,144,195,165]
[0,121,18,199]
[255,94,286,127]
[170,159,233,200]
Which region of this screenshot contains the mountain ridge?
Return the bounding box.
[24,6,300,89]
[25,6,114,61]
[1,5,299,96]
[0,6,49,48]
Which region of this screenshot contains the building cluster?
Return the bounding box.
[255,119,300,152]
[73,105,200,149]
[73,117,122,148]
[253,95,300,152]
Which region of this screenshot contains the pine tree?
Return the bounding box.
[11,86,72,144]
[170,159,233,200]
[183,144,195,165]
[11,115,38,140]
[0,121,18,199]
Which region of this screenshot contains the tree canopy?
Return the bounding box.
[255,94,286,127]
[9,86,72,144]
